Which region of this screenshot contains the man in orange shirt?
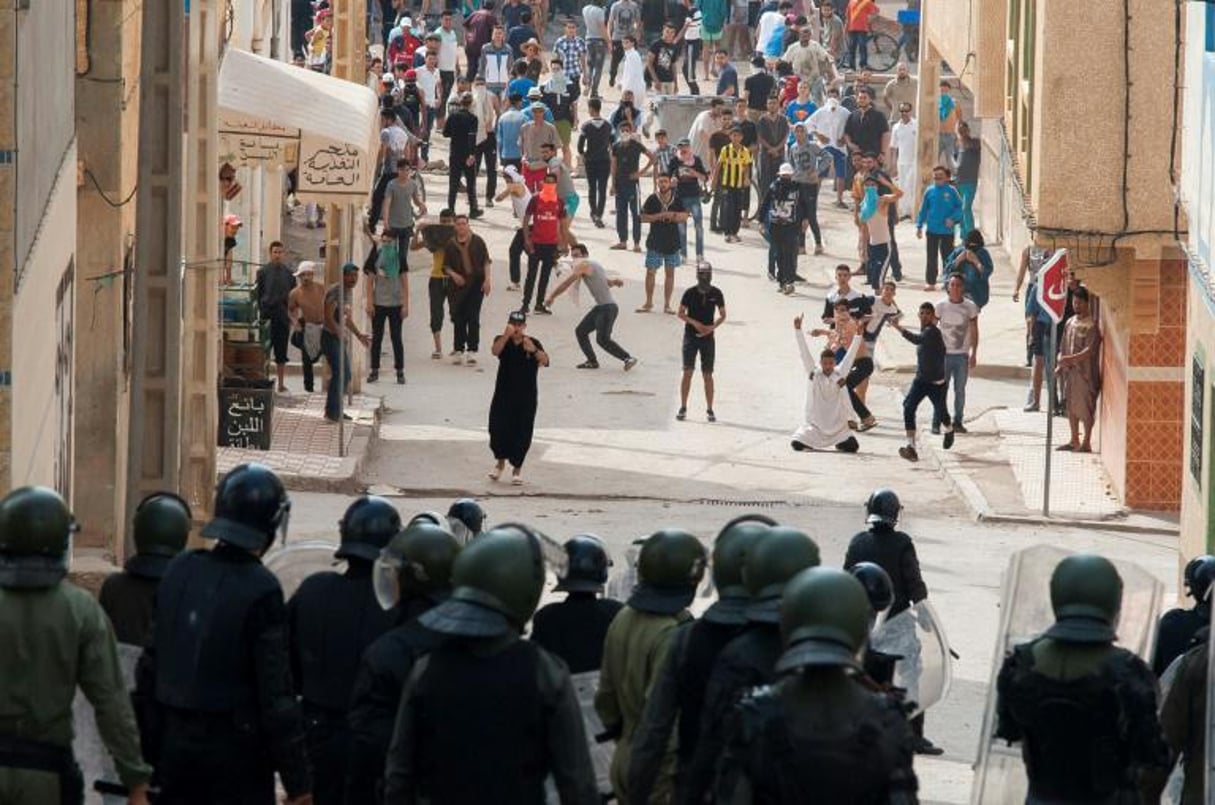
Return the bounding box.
[844,0,878,70]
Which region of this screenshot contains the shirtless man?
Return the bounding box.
[287,261,327,393]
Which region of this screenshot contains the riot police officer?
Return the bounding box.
[843,487,942,755]
[715,567,919,803]
[447,498,486,544]
[99,491,191,646]
[1156,626,1208,804]
[531,534,624,673]
[994,554,1168,803]
[628,515,774,803]
[851,561,900,689]
[1151,554,1215,676]
[596,529,708,804]
[683,526,820,804]
[288,495,400,804]
[0,486,152,805]
[346,519,461,804]
[383,524,599,804]
[135,463,312,804]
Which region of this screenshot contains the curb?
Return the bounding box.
[927,436,1180,538]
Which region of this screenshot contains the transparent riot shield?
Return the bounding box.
[545,670,615,804]
[869,599,953,716]
[73,643,142,804]
[970,544,1164,805]
[604,544,642,602]
[263,540,342,598]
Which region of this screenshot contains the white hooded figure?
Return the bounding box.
[617,39,647,121]
[791,327,862,451]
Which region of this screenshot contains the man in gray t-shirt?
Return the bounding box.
[382,159,427,274]
[545,243,638,370]
[932,273,980,431]
[364,231,410,384]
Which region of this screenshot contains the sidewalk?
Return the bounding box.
[216,391,382,493]
[870,240,1179,535]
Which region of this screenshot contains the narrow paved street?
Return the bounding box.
[282,155,1180,802]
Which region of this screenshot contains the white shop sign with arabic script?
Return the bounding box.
[296,134,371,201]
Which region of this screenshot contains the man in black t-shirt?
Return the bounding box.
[639,173,688,314]
[667,138,709,262]
[707,110,734,233]
[647,22,681,94]
[742,57,775,119]
[609,120,653,250]
[677,263,727,423]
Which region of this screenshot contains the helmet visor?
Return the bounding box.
[449,517,476,547]
[373,555,401,611]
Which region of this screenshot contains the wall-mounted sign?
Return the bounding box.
[295,135,369,199]
[1193,352,1205,485]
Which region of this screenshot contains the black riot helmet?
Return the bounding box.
[127,492,192,579]
[200,462,291,553]
[0,486,77,589]
[865,488,902,528]
[409,511,449,529]
[742,526,821,623]
[373,521,462,610]
[628,529,708,615]
[419,524,548,637]
[337,496,402,563]
[849,561,893,631]
[775,567,871,673]
[447,498,486,543]
[555,534,611,593]
[1184,555,1215,603]
[1045,554,1122,644]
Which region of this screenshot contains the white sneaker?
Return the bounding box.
[451,351,465,364]
[465,352,478,366]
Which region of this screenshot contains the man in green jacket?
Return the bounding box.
[0,486,152,804]
[595,528,707,804]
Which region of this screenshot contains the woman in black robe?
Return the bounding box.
[489,310,549,485]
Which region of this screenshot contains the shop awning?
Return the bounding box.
[218,47,378,201]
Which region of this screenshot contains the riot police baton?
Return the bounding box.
[94,780,159,801]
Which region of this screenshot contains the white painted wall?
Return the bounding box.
[11,142,77,494]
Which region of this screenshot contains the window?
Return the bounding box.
[1207,2,1215,53]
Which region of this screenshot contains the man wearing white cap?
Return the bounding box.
[287,261,327,393]
[759,163,804,294]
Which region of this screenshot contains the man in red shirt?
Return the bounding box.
[521,173,568,315]
[844,0,878,70]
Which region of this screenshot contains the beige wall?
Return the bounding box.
[11,142,77,492]
[921,0,1004,118]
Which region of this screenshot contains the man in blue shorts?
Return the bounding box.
[677,263,727,422]
[638,173,689,314]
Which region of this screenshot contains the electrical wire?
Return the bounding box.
[83,167,138,208]
[1120,0,1131,233]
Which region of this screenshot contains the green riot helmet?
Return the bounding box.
[1184,555,1215,602]
[128,492,192,579]
[373,521,462,611]
[775,566,871,673]
[409,511,451,531]
[337,496,402,563]
[628,529,708,616]
[1045,554,1123,644]
[419,524,548,637]
[704,515,775,625]
[865,488,902,528]
[0,486,77,589]
[742,526,821,623]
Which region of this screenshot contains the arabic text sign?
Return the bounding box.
[219,132,298,169]
[1035,248,1069,324]
[218,387,274,450]
[297,135,369,198]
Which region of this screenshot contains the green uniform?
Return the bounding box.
[0,581,152,801]
[595,605,690,804]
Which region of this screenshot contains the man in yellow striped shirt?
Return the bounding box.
[709,126,753,243]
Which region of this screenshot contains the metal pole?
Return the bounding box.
[1043,321,1056,517]
[338,272,346,458]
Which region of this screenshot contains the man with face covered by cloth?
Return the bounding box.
[382,525,598,804]
[596,529,708,804]
[682,526,821,804]
[628,515,773,803]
